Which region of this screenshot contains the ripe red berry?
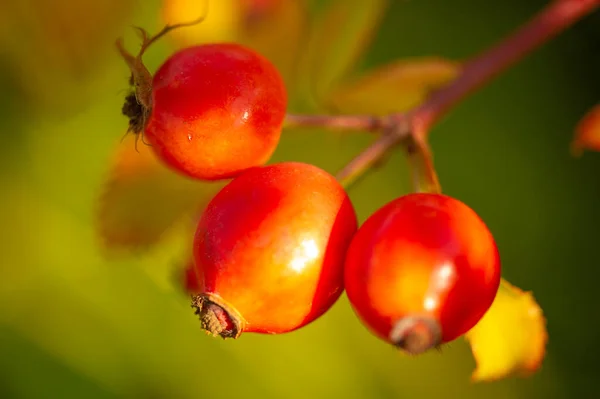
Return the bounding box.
[183,260,201,294]
[191,162,358,338]
[117,24,287,180]
[344,193,501,355]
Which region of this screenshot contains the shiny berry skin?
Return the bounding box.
[191,162,358,338]
[118,38,287,180]
[183,260,201,294]
[345,193,501,355]
[147,44,286,180]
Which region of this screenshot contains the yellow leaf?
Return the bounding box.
[96,135,221,255]
[571,103,600,156]
[464,278,547,382]
[301,0,388,104]
[161,0,306,94]
[161,0,240,45]
[327,57,460,115]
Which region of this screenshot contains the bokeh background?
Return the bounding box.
[1,0,600,398]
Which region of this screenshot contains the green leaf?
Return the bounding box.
[301,0,389,105]
[96,135,221,255]
[327,57,460,115]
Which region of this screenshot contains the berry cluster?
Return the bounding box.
[117,22,501,355]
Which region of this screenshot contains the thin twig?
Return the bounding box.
[405,136,442,194]
[336,132,404,188]
[284,114,390,132]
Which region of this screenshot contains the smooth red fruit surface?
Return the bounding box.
[345,193,501,354]
[192,162,358,338]
[145,43,287,180]
[183,260,200,294]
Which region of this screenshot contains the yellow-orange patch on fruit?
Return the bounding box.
[465,278,547,382]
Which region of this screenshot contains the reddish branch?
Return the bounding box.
[285,0,600,187]
[284,114,391,132]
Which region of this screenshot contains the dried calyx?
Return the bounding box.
[389,315,442,355]
[115,14,208,139]
[191,294,245,339]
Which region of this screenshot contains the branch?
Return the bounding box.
[284,0,599,188]
[283,114,389,132]
[408,0,600,133]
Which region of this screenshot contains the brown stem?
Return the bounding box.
[336,132,403,187]
[286,0,599,190]
[406,136,442,194]
[116,12,209,136]
[335,116,411,185]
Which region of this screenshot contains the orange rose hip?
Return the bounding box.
[191,162,358,337]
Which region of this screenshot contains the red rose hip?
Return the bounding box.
[183,259,201,294]
[192,162,358,338]
[117,24,287,180]
[345,193,501,354]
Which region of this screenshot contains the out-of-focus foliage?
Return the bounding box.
[0,0,136,114]
[1,0,600,398]
[297,0,388,105]
[97,134,220,254]
[161,0,306,96]
[326,57,460,114]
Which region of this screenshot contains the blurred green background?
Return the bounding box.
[1,0,600,398]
